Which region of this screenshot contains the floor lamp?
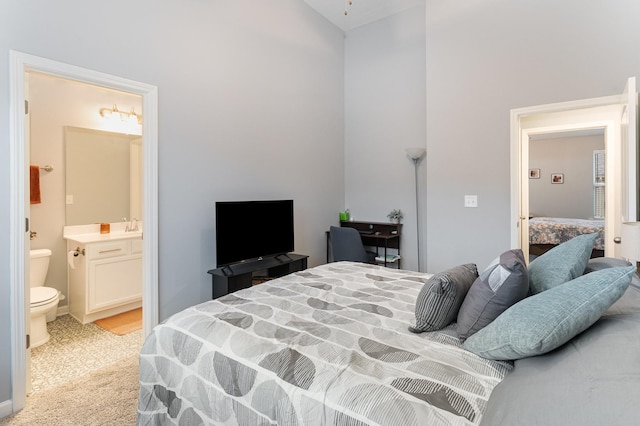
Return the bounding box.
[406,147,426,272]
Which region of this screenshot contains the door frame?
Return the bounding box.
[510,94,624,259]
[8,50,159,412]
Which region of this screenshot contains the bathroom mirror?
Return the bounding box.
[64,126,142,226]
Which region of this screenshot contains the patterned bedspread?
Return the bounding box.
[138,262,512,425]
[529,217,605,250]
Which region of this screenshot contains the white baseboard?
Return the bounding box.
[57,305,69,317]
[0,399,14,419]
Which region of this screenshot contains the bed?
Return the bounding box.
[138,258,640,425]
[481,265,640,425]
[529,217,605,256]
[137,262,512,425]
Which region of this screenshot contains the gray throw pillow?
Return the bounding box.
[409,264,478,333]
[457,249,529,341]
[584,257,632,273]
[462,265,636,360]
[585,256,640,288]
[528,233,598,295]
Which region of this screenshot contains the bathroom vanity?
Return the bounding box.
[64,224,142,324]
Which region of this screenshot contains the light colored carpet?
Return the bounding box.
[1,356,139,426]
[30,315,143,393]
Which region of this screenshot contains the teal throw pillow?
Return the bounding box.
[462,265,635,360]
[528,233,598,294]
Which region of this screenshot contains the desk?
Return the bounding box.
[327,221,402,267]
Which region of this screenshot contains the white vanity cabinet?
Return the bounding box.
[66,234,142,324]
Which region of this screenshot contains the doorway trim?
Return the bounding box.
[510,94,623,257]
[9,50,159,412]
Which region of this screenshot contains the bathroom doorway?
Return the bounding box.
[27,74,144,393]
[9,51,159,413]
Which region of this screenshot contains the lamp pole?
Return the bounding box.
[406,147,426,272]
[412,157,421,272]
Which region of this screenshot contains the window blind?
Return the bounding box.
[593,150,605,219]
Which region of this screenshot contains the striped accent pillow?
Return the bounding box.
[409,264,478,333]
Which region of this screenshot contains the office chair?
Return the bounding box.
[329,226,377,263]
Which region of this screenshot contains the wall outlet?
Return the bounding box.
[66,195,73,205]
[464,195,478,208]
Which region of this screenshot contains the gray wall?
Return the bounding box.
[425,0,640,273]
[345,5,427,271]
[0,0,344,406]
[529,134,605,219]
[3,0,640,412]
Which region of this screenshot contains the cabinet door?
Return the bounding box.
[88,254,142,313]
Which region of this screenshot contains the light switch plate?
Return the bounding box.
[464,195,478,208]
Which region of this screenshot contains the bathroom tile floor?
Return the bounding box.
[30,314,143,393]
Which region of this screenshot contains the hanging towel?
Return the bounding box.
[30,165,41,204]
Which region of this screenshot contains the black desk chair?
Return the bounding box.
[329,226,377,263]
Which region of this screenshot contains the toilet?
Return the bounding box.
[30,249,60,348]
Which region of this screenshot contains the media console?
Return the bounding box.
[207,253,308,299]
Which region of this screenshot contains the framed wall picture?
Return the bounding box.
[551,173,564,184]
[529,168,540,179]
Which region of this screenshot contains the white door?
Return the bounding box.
[519,129,531,261]
[24,74,31,394]
[614,77,639,258]
[621,77,638,224]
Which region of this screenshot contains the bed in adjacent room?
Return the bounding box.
[529,216,605,257]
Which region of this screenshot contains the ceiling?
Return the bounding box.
[304,0,424,32]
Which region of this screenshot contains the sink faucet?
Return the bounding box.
[123,217,138,232]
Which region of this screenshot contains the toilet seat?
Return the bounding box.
[31,287,58,307]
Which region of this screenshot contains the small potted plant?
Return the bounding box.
[387,209,403,224]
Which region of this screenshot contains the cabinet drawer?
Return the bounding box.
[87,241,129,260]
[131,238,143,254]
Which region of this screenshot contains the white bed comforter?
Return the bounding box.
[138,262,511,425]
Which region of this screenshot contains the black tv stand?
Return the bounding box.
[220,265,234,277]
[275,253,293,262]
[207,253,308,299]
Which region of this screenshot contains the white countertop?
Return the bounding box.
[63,222,143,244]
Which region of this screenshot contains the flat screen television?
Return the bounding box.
[215,199,294,267]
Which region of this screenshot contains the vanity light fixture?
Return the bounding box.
[99,104,142,125]
[344,0,353,15]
